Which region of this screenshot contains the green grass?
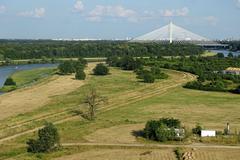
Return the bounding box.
[201,51,217,57]
[12,67,57,87]
[1,66,240,159]
[0,67,56,92]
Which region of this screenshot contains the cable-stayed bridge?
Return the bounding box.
[132,22,227,48]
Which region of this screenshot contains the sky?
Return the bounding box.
[0,0,240,40]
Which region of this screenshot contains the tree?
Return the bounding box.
[84,88,106,120]
[106,56,119,67]
[143,72,155,83]
[119,56,142,71]
[228,52,234,58]
[192,123,203,136]
[4,77,16,86]
[156,124,176,142]
[27,123,60,153]
[0,54,4,61]
[58,61,75,75]
[144,118,181,142]
[75,69,86,80]
[93,63,109,76]
[217,53,224,58]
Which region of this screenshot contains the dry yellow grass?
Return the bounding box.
[55,149,176,160]
[0,63,96,120]
[85,124,144,144]
[185,148,240,160]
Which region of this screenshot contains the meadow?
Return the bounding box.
[0,63,240,159]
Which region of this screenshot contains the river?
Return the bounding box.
[211,50,240,57]
[0,63,58,95]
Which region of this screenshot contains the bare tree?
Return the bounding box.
[84,87,106,120]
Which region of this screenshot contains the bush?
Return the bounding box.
[4,77,16,86]
[119,56,143,71]
[144,118,181,142]
[93,63,109,75]
[143,72,155,83]
[106,56,120,67]
[58,61,75,75]
[156,124,176,142]
[174,148,184,160]
[27,123,60,153]
[151,67,168,79]
[192,124,203,136]
[75,69,86,80]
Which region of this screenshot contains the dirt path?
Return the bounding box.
[0,69,195,144]
[0,63,96,120]
[62,142,240,149]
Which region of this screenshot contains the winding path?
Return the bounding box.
[0,69,196,144]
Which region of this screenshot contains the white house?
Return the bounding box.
[201,130,216,137]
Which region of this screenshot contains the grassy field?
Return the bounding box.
[0,63,240,159]
[12,67,57,87]
[201,51,217,57]
[0,67,56,92]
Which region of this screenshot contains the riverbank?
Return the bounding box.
[0,65,58,94]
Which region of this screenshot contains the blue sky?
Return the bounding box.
[0,0,240,39]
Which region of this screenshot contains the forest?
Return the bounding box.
[144,55,240,93]
[0,40,203,59]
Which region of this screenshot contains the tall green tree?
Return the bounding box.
[27,123,60,153]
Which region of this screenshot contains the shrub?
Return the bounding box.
[151,67,168,79]
[75,69,86,80]
[144,118,181,142]
[174,148,184,160]
[58,61,75,75]
[156,124,176,142]
[27,123,60,153]
[106,56,120,67]
[143,72,155,83]
[119,56,143,71]
[192,123,203,136]
[217,53,224,58]
[4,77,16,86]
[93,63,109,75]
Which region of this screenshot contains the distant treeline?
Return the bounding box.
[221,41,240,51]
[0,40,203,60]
[145,55,240,93]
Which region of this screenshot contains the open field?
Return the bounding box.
[201,51,217,57]
[55,148,176,160]
[54,147,240,160]
[11,67,56,87]
[0,62,240,159]
[0,63,96,120]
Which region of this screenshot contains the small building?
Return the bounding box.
[201,130,216,137]
[175,129,185,138]
[223,67,240,75]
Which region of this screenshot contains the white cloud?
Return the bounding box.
[18,8,45,18]
[204,16,218,25]
[74,0,84,12]
[161,7,189,17]
[0,5,6,13]
[87,5,137,22]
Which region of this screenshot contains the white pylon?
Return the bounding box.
[169,21,173,44]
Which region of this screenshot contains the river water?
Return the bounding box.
[0,63,58,95]
[211,50,240,57]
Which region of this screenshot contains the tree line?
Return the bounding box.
[107,56,168,83]
[144,55,240,93]
[0,40,203,60]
